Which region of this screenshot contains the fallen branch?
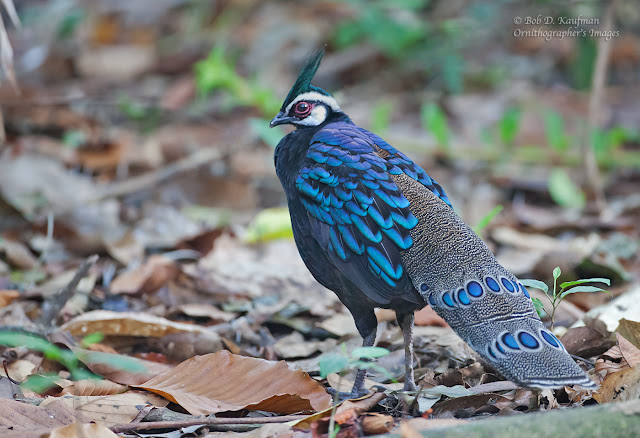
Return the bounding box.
[109,414,308,434]
[37,254,99,328]
[584,0,616,215]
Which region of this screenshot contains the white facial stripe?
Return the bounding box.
[284,91,341,114]
[295,105,328,126]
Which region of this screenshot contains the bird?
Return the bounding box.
[270,48,596,398]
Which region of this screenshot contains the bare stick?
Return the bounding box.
[109,414,308,434]
[585,1,616,214]
[37,254,99,328]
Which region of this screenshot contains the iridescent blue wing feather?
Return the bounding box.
[295,122,449,304]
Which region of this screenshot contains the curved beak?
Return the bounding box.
[270,111,294,128]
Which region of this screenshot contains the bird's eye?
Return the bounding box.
[293,101,313,117]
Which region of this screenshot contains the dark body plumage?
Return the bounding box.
[271,49,596,396]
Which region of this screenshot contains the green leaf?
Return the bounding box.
[472,205,503,236]
[548,168,585,209]
[318,354,349,378]
[423,385,474,398]
[351,346,390,360]
[81,332,104,348]
[22,374,59,394]
[560,278,611,289]
[520,279,549,293]
[370,100,394,134]
[532,297,546,318]
[560,285,610,299]
[244,208,293,244]
[499,107,521,146]
[544,110,568,151]
[553,266,562,280]
[76,350,149,373]
[421,103,450,151]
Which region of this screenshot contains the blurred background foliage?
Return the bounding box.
[1,0,640,221]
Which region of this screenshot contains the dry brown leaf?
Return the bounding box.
[48,421,119,438]
[361,413,394,435]
[560,326,614,358]
[40,391,168,427]
[136,350,332,415]
[71,347,173,386]
[171,303,236,323]
[617,319,640,351]
[0,238,37,269]
[594,333,640,377]
[617,333,640,367]
[592,365,640,404]
[0,289,20,308]
[60,309,222,342]
[0,398,77,432]
[110,255,179,295]
[273,332,337,359]
[103,230,144,266]
[59,379,127,396]
[317,313,358,337]
[1,359,35,382]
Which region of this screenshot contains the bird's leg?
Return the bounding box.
[349,328,376,399]
[397,312,417,392]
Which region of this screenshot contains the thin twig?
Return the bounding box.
[2,358,20,385]
[96,148,222,201]
[49,148,223,218]
[585,0,616,215]
[37,254,99,328]
[109,414,308,434]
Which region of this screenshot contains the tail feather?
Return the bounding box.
[393,173,596,389]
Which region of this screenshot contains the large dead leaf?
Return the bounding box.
[0,398,77,432]
[617,319,640,350]
[617,333,640,368]
[136,351,332,415]
[60,310,222,343]
[71,347,173,385]
[592,365,640,404]
[40,391,168,427]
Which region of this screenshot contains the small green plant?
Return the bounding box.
[194,46,279,117]
[421,103,450,153]
[319,345,392,438]
[0,331,145,393]
[62,130,87,148]
[498,107,521,149]
[117,95,162,133]
[548,168,585,209]
[318,345,392,380]
[472,205,503,238]
[544,110,570,152]
[521,267,611,330]
[370,99,394,135]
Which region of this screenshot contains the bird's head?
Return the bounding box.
[270,48,342,129]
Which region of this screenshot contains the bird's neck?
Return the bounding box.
[275,111,352,187]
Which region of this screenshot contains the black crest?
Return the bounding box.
[280,47,330,111]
